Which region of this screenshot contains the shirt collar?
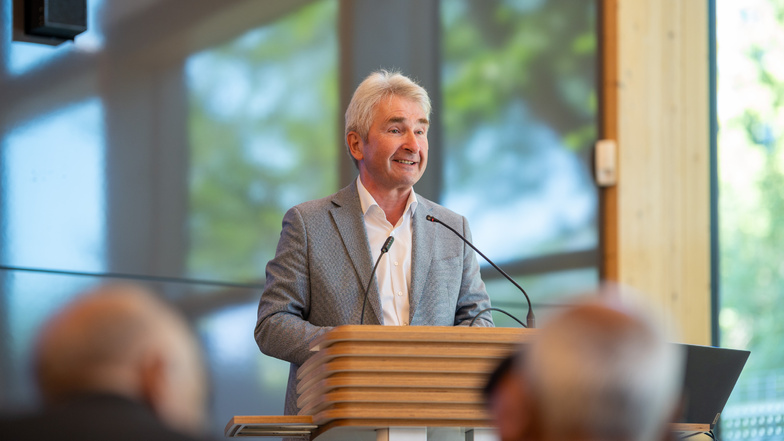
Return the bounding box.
[356,177,418,218]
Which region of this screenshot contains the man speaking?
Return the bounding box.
[254,70,494,415]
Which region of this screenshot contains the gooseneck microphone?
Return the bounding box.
[360,236,395,325]
[425,215,535,328]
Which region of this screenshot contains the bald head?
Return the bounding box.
[522,296,684,441]
[34,283,208,435]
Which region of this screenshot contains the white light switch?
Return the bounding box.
[595,139,617,187]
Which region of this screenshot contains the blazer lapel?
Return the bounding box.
[409,199,435,324]
[329,184,382,324]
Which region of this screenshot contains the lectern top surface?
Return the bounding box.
[309,325,534,351]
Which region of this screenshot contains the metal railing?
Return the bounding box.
[720,369,784,441]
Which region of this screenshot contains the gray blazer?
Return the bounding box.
[254,183,493,415]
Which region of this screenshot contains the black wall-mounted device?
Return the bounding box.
[25,0,87,41]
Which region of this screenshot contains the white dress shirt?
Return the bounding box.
[356,178,417,326]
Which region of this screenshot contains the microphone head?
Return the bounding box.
[381,236,395,253]
[426,215,436,222]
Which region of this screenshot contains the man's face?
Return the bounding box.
[348,95,429,195]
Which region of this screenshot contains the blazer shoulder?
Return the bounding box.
[291,184,358,216]
[416,193,465,224]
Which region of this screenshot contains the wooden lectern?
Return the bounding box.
[226,325,533,440]
[226,325,709,440]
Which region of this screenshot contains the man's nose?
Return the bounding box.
[403,131,421,152]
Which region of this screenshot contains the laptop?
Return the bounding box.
[677,343,750,429]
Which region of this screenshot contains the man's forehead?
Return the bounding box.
[376,96,429,123]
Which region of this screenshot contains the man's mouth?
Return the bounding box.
[394,159,416,165]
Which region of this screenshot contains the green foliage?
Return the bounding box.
[718,0,784,373]
[721,149,784,371]
[186,0,338,282]
[440,0,599,240]
[442,0,597,148]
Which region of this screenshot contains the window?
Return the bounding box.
[717,1,784,439]
[186,0,339,282]
[185,0,339,421]
[0,0,601,433]
[440,0,599,324]
[1,98,105,405]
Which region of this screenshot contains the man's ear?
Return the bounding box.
[347,132,364,161]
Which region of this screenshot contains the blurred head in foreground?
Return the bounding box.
[33,282,208,436]
[512,289,685,441]
[484,351,530,441]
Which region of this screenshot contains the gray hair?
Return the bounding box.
[522,295,684,441]
[344,70,431,167]
[33,283,208,434]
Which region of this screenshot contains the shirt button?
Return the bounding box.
[397,292,403,297]
[394,261,399,266]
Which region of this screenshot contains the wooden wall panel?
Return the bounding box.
[608,0,711,345]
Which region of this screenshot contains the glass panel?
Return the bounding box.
[186,0,339,282]
[484,267,598,327]
[0,270,107,410]
[1,99,106,271]
[0,98,105,408]
[717,1,784,439]
[440,0,599,304]
[199,302,289,425]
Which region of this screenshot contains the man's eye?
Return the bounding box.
[390,128,400,134]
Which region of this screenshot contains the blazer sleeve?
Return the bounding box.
[454,216,494,327]
[254,206,331,366]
